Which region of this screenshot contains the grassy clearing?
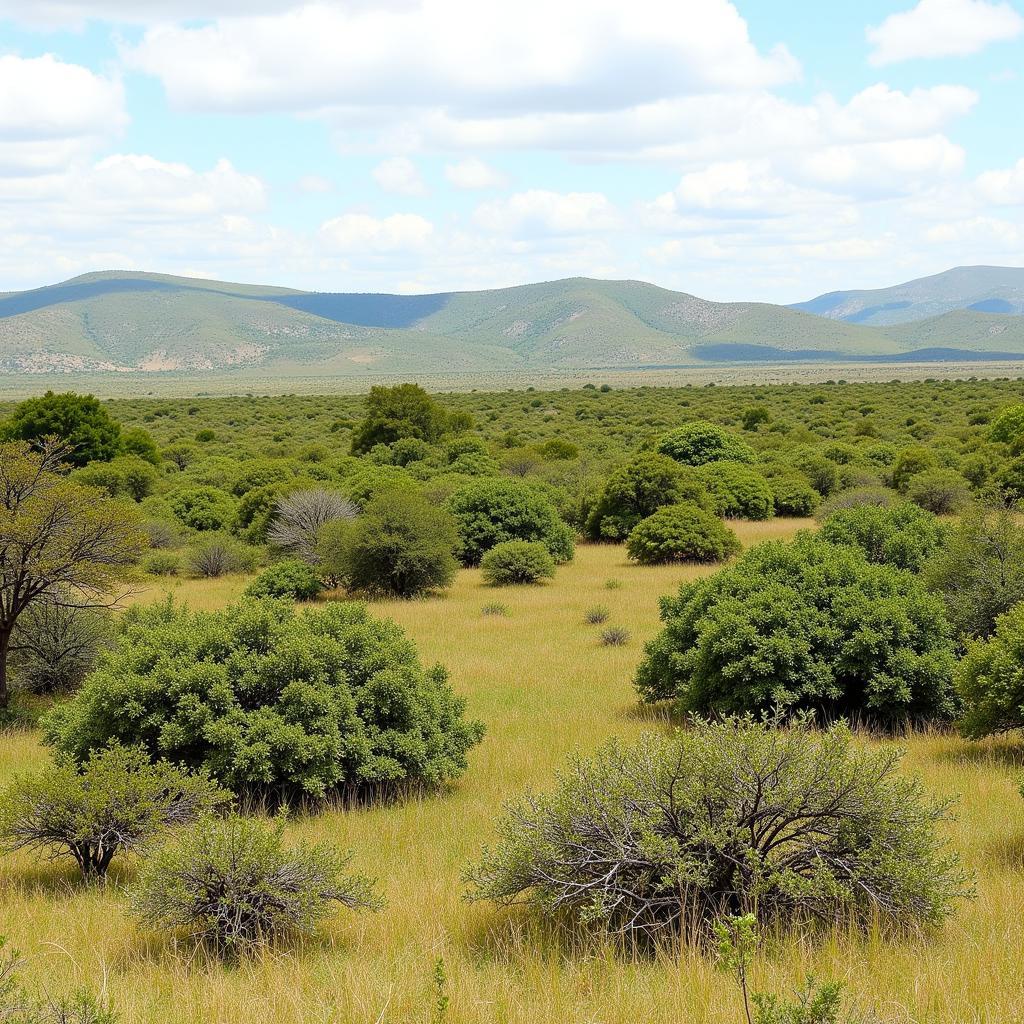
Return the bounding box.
[3,521,1024,1022]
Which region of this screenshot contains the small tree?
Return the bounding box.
[626,503,740,565]
[697,462,774,520]
[351,383,454,455]
[321,487,458,598]
[480,541,556,585]
[656,421,756,467]
[267,488,357,563]
[905,469,971,515]
[956,603,1024,738]
[466,718,967,938]
[132,813,381,956]
[923,505,1024,638]
[0,441,145,710]
[9,603,112,695]
[0,745,226,880]
[167,485,236,532]
[1,392,121,467]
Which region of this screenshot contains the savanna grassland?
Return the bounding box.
[7,377,1024,1023]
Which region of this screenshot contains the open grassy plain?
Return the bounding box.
[2,528,1024,1023]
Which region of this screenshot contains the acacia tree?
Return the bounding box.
[0,440,146,709]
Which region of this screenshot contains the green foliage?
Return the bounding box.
[1,392,121,467]
[168,485,236,531]
[480,541,556,586]
[245,559,323,601]
[989,404,1024,444]
[321,487,458,597]
[0,745,225,879]
[585,453,710,540]
[466,718,966,937]
[697,461,775,520]
[446,478,574,566]
[656,421,756,467]
[819,501,945,570]
[766,470,820,517]
[44,599,484,798]
[636,535,957,724]
[74,455,158,502]
[923,506,1024,638]
[131,813,381,956]
[816,486,896,519]
[892,445,937,492]
[905,469,971,514]
[120,426,160,466]
[956,603,1024,738]
[625,503,740,565]
[741,406,770,431]
[351,383,454,454]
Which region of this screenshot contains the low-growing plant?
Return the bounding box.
[480,541,556,586]
[466,717,968,939]
[186,533,258,578]
[600,625,630,646]
[142,550,182,577]
[245,559,323,601]
[584,605,610,625]
[131,813,381,956]
[0,745,226,880]
[604,578,622,590]
[905,469,972,515]
[481,602,511,617]
[626,503,741,565]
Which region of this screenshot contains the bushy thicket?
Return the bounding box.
[656,421,756,467]
[625,503,740,565]
[245,559,323,601]
[956,603,1024,738]
[696,461,775,520]
[43,599,484,799]
[636,535,958,725]
[480,541,556,585]
[467,717,966,937]
[819,501,945,571]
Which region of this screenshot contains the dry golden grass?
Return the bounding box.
[3,520,1024,1022]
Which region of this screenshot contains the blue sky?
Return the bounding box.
[0,0,1022,301]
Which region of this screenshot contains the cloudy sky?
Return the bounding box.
[1,0,1023,300]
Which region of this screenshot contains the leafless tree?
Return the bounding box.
[267,488,357,564]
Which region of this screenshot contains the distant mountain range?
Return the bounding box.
[2,266,1024,376]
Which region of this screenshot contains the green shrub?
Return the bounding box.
[466,718,966,937]
[132,814,380,955]
[142,550,182,576]
[819,501,945,571]
[636,535,957,725]
[905,469,971,514]
[696,462,774,520]
[786,450,841,498]
[626,503,740,565]
[44,599,484,799]
[989,403,1024,444]
[245,559,323,601]
[1,391,121,467]
[320,487,458,597]
[585,453,710,540]
[447,478,574,566]
[168,485,236,532]
[0,745,225,879]
[815,486,896,519]
[480,541,556,585]
[74,455,158,502]
[656,421,756,466]
[351,383,454,454]
[923,506,1024,638]
[766,471,820,517]
[956,603,1024,738]
[892,445,936,492]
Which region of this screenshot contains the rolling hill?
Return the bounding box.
[793,265,1024,326]
[1,267,1024,377]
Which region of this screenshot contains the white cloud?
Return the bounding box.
[319,212,434,252]
[124,0,798,118]
[473,190,621,236]
[0,0,315,28]
[372,156,427,196]
[867,0,1024,64]
[444,157,506,190]
[0,54,126,174]
[295,174,334,194]
[976,158,1024,204]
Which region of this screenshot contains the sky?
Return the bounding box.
[0,0,1023,302]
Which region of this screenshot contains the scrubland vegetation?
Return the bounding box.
[5,376,1024,1021]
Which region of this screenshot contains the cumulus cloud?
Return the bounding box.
[867,0,1024,64]
[319,212,434,251]
[372,156,427,196]
[474,190,621,236]
[976,158,1024,204]
[444,157,506,190]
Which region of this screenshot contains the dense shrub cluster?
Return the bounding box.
[480,540,556,585]
[819,502,945,570]
[656,421,757,466]
[625,503,740,565]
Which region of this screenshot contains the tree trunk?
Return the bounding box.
[0,625,10,710]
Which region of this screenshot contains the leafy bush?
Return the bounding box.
[245,559,323,601]
[905,469,971,514]
[466,718,966,937]
[626,503,740,565]
[923,505,1024,638]
[989,403,1024,444]
[656,421,756,466]
[480,541,556,585]
[956,603,1024,738]
[10,604,112,695]
[351,383,455,454]
[815,486,896,519]
[892,445,936,492]
[168,485,236,532]
[636,535,957,725]
[446,478,575,566]
[320,487,458,597]
[819,501,945,571]
[74,455,158,502]
[0,745,225,879]
[186,533,257,578]
[766,471,820,517]
[44,599,484,799]
[132,814,380,955]
[1,391,121,467]
[584,453,710,541]
[696,462,774,520]
[481,602,510,617]
[142,550,182,576]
